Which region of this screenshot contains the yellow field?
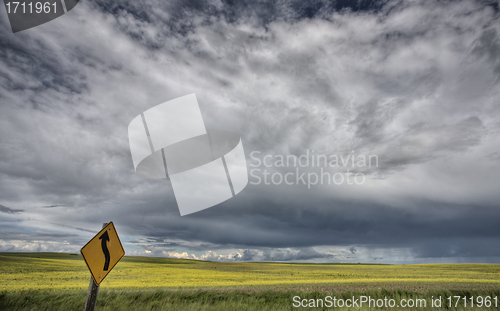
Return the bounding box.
[1,252,500,293]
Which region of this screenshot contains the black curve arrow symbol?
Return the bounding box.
[99,231,110,271]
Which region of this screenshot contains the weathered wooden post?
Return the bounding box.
[81,221,125,311]
[84,223,107,311]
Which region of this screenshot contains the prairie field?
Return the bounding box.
[1,252,500,310]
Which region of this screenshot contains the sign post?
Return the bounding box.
[81,222,125,311]
[83,223,106,311]
[84,274,100,311]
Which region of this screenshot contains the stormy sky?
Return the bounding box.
[1,0,500,264]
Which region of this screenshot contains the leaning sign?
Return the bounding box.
[81,222,125,286]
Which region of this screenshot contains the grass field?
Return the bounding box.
[1,252,500,310]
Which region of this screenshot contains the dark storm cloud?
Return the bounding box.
[263,247,334,261]
[91,0,389,32]
[192,247,334,262]
[0,230,79,241]
[372,116,485,172]
[119,195,500,251]
[228,247,334,262]
[0,26,88,98]
[42,204,65,208]
[0,204,23,214]
[36,221,97,233]
[413,237,500,259]
[0,0,499,262]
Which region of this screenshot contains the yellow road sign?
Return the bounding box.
[81,222,125,286]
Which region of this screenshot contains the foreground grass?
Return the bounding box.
[1,288,500,310]
[1,253,500,310]
[1,253,500,292]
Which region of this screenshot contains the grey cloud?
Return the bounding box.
[413,237,500,259]
[195,247,333,262]
[36,221,96,234]
[374,116,485,172]
[0,31,88,98]
[239,249,256,261]
[473,28,500,79]
[0,204,23,214]
[243,247,333,262]
[0,230,81,242]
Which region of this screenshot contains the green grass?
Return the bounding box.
[2,288,500,310]
[1,252,500,292]
[0,252,500,310]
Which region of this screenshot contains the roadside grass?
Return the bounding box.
[1,253,500,292]
[2,288,500,310]
[1,253,500,310]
